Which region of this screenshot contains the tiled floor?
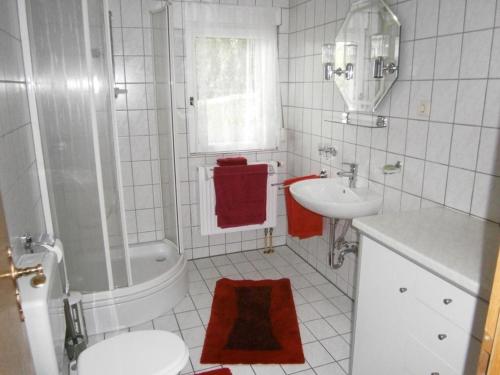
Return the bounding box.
[90,246,354,375]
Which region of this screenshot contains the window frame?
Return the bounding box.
[185,23,280,154]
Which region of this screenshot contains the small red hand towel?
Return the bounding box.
[216,157,247,166]
[195,369,232,375]
[284,175,323,239]
[214,164,268,228]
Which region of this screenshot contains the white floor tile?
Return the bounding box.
[320,336,351,361]
[298,286,325,303]
[88,246,354,375]
[191,293,213,309]
[303,341,334,367]
[189,281,210,295]
[304,319,338,340]
[129,320,154,331]
[313,362,346,375]
[316,283,344,298]
[330,296,353,313]
[234,261,257,273]
[337,359,350,374]
[199,267,221,279]
[252,364,286,375]
[217,264,240,276]
[325,314,352,335]
[295,304,322,322]
[226,365,255,375]
[311,300,341,318]
[174,296,195,313]
[176,310,203,330]
[210,255,232,266]
[181,325,206,348]
[281,362,311,374]
[153,313,178,331]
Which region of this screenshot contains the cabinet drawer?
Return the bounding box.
[409,301,481,374]
[415,267,488,339]
[403,335,458,375]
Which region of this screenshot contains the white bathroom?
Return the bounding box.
[0,0,499,374]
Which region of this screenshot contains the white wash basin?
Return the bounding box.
[289,178,382,219]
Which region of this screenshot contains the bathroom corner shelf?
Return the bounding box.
[325,112,388,129]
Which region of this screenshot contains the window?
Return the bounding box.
[184,3,281,153]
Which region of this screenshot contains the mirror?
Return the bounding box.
[326,0,400,113]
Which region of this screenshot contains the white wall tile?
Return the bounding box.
[414,0,439,39]
[402,157,425,195]
[483,80,500,128]
[426,122,452,164]
[438,0,466,35]
[430,80,457,123]
[464,0,497,32]
[490,30,500,78]
[422,162,448,204]
[445,167,475,212]
[477,127,500,175]
[471,173,500,222]
[434,34,462,79]
[411,38,436,80]
[405,120,428,159]
[460,30,493,79]
[454,80,487,126]
[449,125,481,170]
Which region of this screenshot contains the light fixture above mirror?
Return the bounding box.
[323,0,401,114]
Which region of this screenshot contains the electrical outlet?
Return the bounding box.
[417,100,431,116]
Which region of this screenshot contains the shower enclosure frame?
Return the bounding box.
[19,0,184,290]
[150,4,185,256]
[18,0,188,334]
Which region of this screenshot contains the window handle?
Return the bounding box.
[190,96,195,106]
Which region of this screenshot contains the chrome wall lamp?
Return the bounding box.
[371,34,399,79]
[322,43,355,81]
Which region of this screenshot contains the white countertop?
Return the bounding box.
[353,207,499,301]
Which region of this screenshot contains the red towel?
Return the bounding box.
[195,369,232,375]
[217,157,247,166]
[214,164,268,228]
[284,175,323,239]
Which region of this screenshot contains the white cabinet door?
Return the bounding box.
[352,237,417,375]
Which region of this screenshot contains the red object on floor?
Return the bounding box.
[283,175,323,239]
[195,368,232,375]
[214,164,268,228]
[200,278,305,365]
[216,157,248,166]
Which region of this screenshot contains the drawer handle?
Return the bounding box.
[443,298,453,305]
[399,287,407,293]
[431,373,440,375]
[437,334,447,341]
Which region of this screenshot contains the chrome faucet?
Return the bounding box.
[337,162,358,188]
[319,169,328,178]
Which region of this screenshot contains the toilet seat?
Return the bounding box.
[78,330,189,375]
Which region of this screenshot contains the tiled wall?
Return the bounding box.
[169,0,290,260]
[111,0,167,243]
[285,0,500,298]
[113,0,291,255]
[0,0,45,260]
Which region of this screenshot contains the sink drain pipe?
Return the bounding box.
[328,219,358,269]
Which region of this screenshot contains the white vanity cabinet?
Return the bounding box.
[352,236,488,375]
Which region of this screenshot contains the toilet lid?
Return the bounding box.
[78,331,189,375]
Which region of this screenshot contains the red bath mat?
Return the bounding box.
[196,369,232,375]
[200,278,304,364]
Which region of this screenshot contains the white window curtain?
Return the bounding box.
[184,3,282,154]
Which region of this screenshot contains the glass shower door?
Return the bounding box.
[26,0,130,292]
[152,8,181,249]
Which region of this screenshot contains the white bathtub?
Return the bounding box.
[81,240,188,335]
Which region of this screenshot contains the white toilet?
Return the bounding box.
[17,251,189,375]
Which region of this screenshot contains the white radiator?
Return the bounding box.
[198,161,278,235]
